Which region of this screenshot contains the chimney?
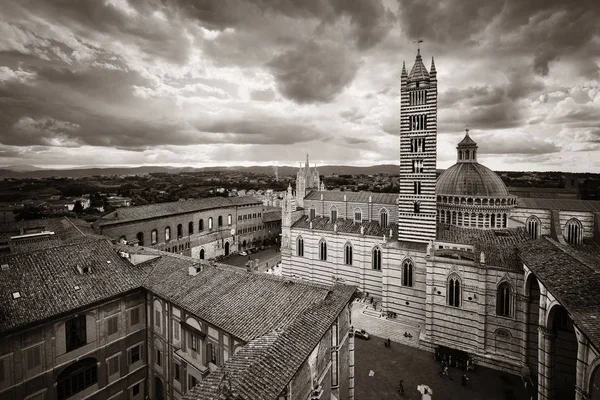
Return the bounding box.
[188,262,203,276]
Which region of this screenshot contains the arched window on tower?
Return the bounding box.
[447,275,461,307]
[380,209,388,228]
[564,218,583,245]
[372,247,382,271]
[319,239,327,261]
[402,259,413,287]
[297,236,304,257]
[496,282,513,317]
[526,216,541,240]
[344,242,353,265]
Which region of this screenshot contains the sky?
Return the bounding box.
[0,0,599,171]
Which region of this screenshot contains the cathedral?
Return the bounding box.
[281,50,600,400]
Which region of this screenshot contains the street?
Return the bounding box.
[220,245,281,273]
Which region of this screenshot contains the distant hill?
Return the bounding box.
[0,164,400,178]
[3,165,43,172]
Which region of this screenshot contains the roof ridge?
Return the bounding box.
[0,236,108,258]
[63,216,87,237]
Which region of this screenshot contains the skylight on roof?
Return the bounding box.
[12,292,21,299]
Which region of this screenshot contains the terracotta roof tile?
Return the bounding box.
[304,191,398,205]
[517,198,600,212]
[518,237,600,348]
[0,239,145,333]
[292,215,397,238]
[184,283,355,400]
[93,196,262,227]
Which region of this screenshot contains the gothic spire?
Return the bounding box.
[430,57,436,74]
[401,61,407,77]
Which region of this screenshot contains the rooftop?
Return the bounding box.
[292,215,397,238]
[0,239,146,333]
[518,237,600,348]
[93,196,262,227]
[516,198,600,213]
[184,282,355,400]
[304,190,398,205]
[138,246,355,342]
[262,209,282,223]
[436,224,531,269]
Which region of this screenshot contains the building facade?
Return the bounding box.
[281,50,600,400]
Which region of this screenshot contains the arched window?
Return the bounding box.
[402,259,413,287]
[372,247,382,270]
[136,232,144,246]
[208,217,213,230]
[199,249,205,260]
[496,282,513,317]
[344,242,353,265]
[380,209,388,228]
[448,275,461,307]
[330,206,337,223]
[177,224,183,238]
[414,201,420,214]
[188,221,194,235]
[199,219,204,231]
[526,216,541,240]
[218,215,223,227]
[354,208,362,223]
[564,218,583,245]
[56,358,98,400]
[228,214,232,225]
[297,236,304,257]
[319,240,327,261]
[151,229,158,245]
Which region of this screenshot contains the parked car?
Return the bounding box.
[351,328,370,340]
[239,251,248,256]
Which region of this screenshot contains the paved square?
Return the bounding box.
[354,336,535,400]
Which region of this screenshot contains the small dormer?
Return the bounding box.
[188,262,204,276]
[76,264,92,275]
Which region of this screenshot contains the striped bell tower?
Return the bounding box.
[397,49,437,243]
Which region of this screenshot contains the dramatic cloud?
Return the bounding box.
[0,0,599,171]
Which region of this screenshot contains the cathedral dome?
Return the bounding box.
[437,162,509,197]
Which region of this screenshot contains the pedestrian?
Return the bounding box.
[398,380,404,395]
[462,374,469,386]
[387,338,391,347]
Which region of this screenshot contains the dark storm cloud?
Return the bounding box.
[439,69,546,131]
[397,0,600,76]
[478,137,560,155]
[268,40,360,103]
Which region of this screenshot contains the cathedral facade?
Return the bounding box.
[281,51,600,400]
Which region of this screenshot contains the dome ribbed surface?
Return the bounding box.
[437,162,510,197]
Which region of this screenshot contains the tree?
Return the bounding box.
[73,200,84,214]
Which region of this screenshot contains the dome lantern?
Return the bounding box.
[457,127,478,163]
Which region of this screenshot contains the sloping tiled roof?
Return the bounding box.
[408,51,430,81]
[436,225,531,269]
[94,196,262,227]
[1,217,104,254]
[184,283,356,400]
[516,198,600,212]
[262,209,282,223]
[304,191,398,205]
[292,215,397,238]
[518,237,600,348]
[142,251,350,342]
[0,239,146,333]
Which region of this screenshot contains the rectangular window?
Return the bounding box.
[66,315,87,352]
[0,357,5,383]
[414,181,422,195]
[174,363,181,382]
[309,209,316,220]
[191,334,198,352]
[156,349,161,367]
[108,355,120,376]
[130,308,140,326]
[155,310,161,328]
[414,202,420,214]
[26,345,41,370]
[174,322,180,341]
[132,383,140,396]
[107,315,118,336]
[207,343,216,364]
[412,159,424,173]
[129,345,141,364]
[354,211,362,222]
